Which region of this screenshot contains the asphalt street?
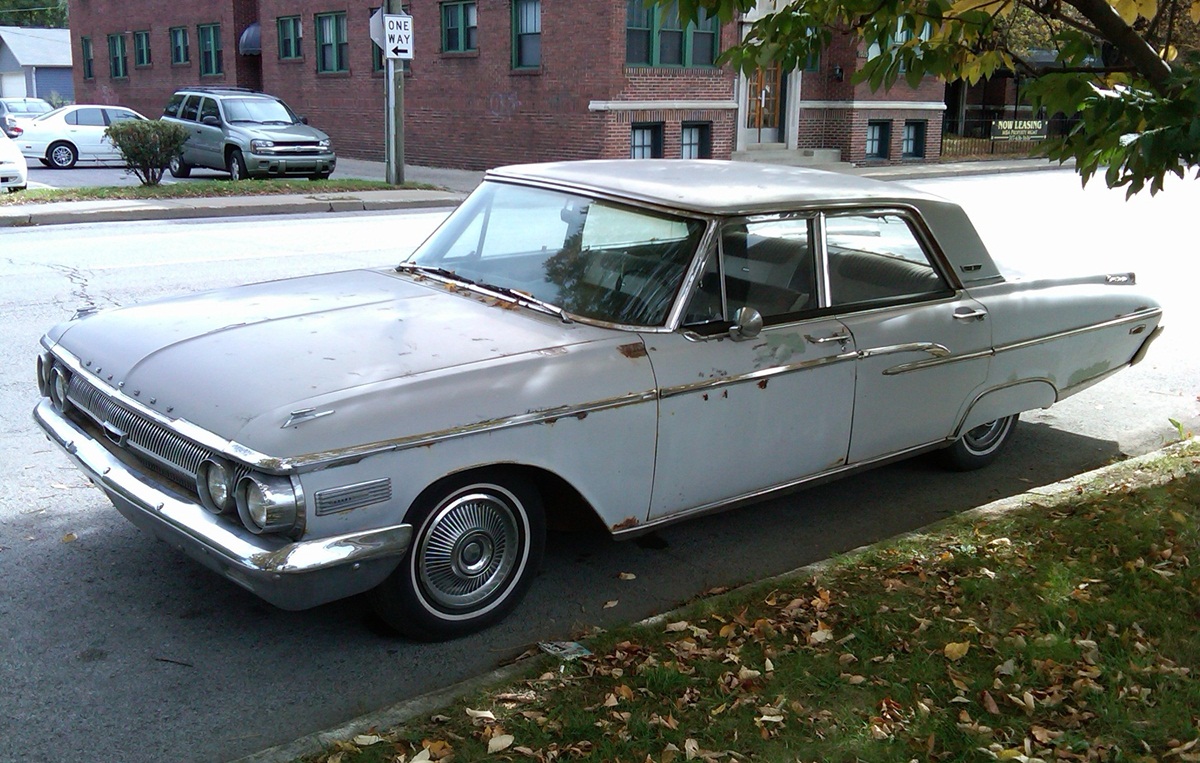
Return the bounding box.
[0,169,1195,763]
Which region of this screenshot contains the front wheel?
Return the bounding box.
[940,414,1018,471]
[47,141,78,169]
[372,469,545,641]
[226,148,248,181]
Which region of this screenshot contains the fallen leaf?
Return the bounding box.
[944,642,971,661]
[353,734,383,746]
[604,600,619,609]
[61,533,77,543]
[619,572,637,580]
[665,621,689,632]
[841,673,867,684]
[488,734,514,754]
[411,749,432,763]
[466,708,496,722]
[981,690,1000,715]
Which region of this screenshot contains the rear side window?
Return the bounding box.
[69,108,106,127]
[163,93,185,118]
[180,96,201,122]
[825,213,951,307]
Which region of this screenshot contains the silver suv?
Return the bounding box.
[162,87,335,180]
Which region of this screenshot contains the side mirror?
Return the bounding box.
[201,115,220,127]
[300,116,309,125]
[729,306,763,341]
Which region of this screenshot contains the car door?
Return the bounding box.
[194,97,225,169]
[821,210,992,464]
[175,95,205,167]
[643,216,857,521]
[67,107,108,160]
[100,108,141,160]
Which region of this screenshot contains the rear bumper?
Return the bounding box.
[33,398,410,610]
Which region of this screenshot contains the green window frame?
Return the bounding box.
[625,0,718,67]
[316,12,349,73]
[133,30,151,67]
[169,27,189,64]
[441,1,477,53]
[278,16,303,60]
[80,36,94,79]
[512,0,540,69]
[198,24,223,75]
[107,33,127,79]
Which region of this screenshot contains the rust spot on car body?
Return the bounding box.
[612,516,640,531]
[618,342,648,359]
[757,379,769,389]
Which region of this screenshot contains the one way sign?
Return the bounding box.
[384,13,413,60]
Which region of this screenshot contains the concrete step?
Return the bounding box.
[732,147,846,168]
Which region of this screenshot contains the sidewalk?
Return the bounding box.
[0,156,1071,228]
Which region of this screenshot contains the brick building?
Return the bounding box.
[66,0,945,168]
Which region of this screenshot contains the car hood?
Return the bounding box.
[231,122,329,142]
[47,269,630,456]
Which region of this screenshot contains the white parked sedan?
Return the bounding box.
[33,161,1163,640]
[0,130,28,192]
[18,104,146,169]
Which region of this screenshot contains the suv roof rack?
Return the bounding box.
[179,86,264,95]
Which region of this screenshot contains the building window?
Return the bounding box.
[107,34,127,79]
[316,12,349,72]
[170,27,189,64]
[278,16,302,60]
[133,30,151,67]
[80,36,94,79]
[865,120,891,159]
[631,123,664,159]
[902,121,926,158]
[198,24,222,75]
[441,1,477,52]
[681,122,712,159]
[513,0,540,68]
[625,0,717,67]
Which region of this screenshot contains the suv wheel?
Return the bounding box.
[169,155,192,179]
[226,149,248,181]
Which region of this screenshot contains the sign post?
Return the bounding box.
[374,3,414,185]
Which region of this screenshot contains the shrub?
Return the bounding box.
[105,120,190,186]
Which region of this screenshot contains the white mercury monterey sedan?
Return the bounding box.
[33,161,1163,639]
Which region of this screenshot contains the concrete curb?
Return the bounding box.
[231,437,1198,763]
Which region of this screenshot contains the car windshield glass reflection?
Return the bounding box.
[407,182,706,326]
[221,98,297,125]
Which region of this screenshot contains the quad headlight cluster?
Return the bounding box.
[39,352,72,413]
[197,458,302,535]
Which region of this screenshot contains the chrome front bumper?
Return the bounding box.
[33,398,411,610]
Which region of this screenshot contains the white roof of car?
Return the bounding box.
[486,160,943,216]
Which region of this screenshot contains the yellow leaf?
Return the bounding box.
[61,533,77,543]
[1160,45,1178,61]
[1112,0,1139,23]
[944,642,971,661]
[1191,0,1200,23]
[1137,0,1158,19]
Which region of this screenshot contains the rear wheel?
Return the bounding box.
[940,414,1018,471]
[169,155,191,178]
[226,148,248,181]
[372,469,545,641]
[47,141,78,169]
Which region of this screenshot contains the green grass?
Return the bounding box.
[0,178,425,206]
[305,444,1200,763]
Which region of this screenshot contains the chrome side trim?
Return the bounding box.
[658,351,858,400]
[994,307,1162,355]
[860,341,950,360]
[616,438,950,538]
[884,347,993,375]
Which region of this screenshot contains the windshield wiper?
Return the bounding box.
[477,283,573,324]
[394,262,476,285]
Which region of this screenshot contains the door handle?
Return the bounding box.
[805,332,851,345]
[953,308,987,321]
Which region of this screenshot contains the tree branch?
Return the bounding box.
[1062,0,1175,92]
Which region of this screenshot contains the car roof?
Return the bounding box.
[486,160,944,216]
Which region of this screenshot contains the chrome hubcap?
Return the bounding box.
[417,490,521,611]
[51,146,72,166]
[963,417,1011,454]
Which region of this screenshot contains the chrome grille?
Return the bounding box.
[67,373,214,486]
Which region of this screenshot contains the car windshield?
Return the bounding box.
[406,181,707,327]
[8,101,51,116]
[221,97,298,124]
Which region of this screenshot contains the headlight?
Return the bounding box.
[49,366,71,412]
[318,139,330,150]
[236,473,300,534]
[250,139,275,150]
[197,458,235,514]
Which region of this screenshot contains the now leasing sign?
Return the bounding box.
[384,14,414,59]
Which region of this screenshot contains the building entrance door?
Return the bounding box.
[742,63,783,145]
